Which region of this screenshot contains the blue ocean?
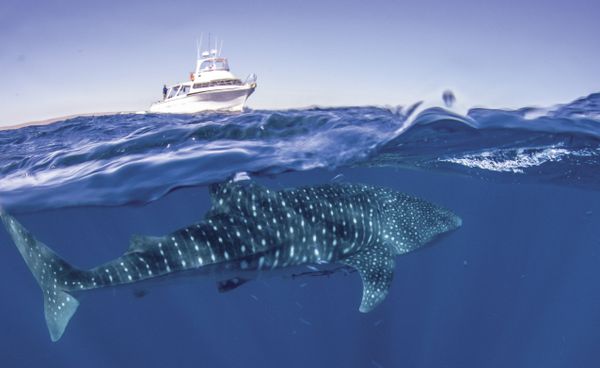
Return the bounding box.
[1,92,599,367]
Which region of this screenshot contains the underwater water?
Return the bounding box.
[1,93,600,367]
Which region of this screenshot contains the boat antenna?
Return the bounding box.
[219,40,224,56]
[196,33,203,59]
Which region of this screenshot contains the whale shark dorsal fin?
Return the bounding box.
[208,180,277,212]
[341,243,395,313]
[128,235,162,253]
[208,181,231,206]
[208,181,243,210]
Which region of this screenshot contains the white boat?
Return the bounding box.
[149,46,256,113]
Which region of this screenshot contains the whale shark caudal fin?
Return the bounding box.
[341,242,395,313]
[0,210,82,342]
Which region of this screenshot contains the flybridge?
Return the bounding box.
[196,53,230,75]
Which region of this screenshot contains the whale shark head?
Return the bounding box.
[380,191,462,255]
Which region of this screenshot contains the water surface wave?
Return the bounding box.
[1,93,599,212]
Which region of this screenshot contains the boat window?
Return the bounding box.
[167,86,180,99]
[213,60,229,70]
[192,79,242,89]
[177,85,190,96]
[199,61,211,71]
[199,58,230,72]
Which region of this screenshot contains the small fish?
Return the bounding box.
[331,174,345,182]
[133,289,149,299]
[299,318,312,326]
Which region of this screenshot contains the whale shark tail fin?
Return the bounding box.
[0,210,82,342]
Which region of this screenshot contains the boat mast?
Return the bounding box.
[195,33,203,77]
[196,33,202,60]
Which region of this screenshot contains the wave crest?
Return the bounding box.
[1,92,599,212]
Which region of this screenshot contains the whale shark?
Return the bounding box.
[1,180,461,341]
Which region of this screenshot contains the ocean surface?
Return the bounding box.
[1,92,599,367]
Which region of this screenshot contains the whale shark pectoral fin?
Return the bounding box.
[341,243,395,313]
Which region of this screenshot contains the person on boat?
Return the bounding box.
[162,84,168,100]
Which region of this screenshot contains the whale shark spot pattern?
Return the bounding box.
[0,180,462,341]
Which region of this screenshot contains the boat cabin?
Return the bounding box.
[160,49,252,102]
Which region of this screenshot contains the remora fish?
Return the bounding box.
[1,180,461,341]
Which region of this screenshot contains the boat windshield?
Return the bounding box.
[176,85,190,96]
[199,58,229,72]
[167,85,180,99]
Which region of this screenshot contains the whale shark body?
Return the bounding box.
[1,180,461,341]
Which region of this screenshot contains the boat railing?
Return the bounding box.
[192,79,242,89]
[244,73,257,85]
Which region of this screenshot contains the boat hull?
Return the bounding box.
[149,85,255,113]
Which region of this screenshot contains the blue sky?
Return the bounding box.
[0,0,598,126]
